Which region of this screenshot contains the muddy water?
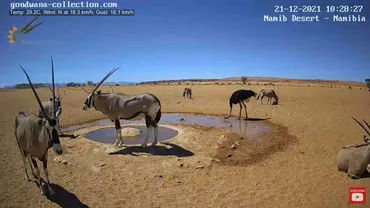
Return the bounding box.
[63,113,271,141]
[85,125,178,145]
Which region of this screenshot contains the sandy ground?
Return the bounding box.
[1,82,370,208]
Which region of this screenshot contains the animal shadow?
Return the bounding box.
[60,134,78,139]
[246,117,270,121]
[351,172,370,180]
[46,184,89,208]
[109,142,194,157]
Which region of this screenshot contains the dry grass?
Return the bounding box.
[1,83,370,208]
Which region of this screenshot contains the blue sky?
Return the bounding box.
[1,0,369,86]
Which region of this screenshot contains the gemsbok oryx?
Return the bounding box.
[336,118,370,179]
[224,89,257,120]
[183,87,192,99]
[82,68,162,148]
[256,89,279,105]
[41,83,63,135]
[15,57,62,195]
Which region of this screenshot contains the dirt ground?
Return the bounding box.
[1,82,370,208]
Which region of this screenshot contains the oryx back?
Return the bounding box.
[106,93,160,121]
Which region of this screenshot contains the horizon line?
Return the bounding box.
[4,76,368,87]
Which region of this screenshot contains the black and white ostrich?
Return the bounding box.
[224,89,257,120]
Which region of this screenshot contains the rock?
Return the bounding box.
[288,113,292,116]
[61,160,68,165]
[211,158,221,163]
[122,127,141,137]
[179,163,184,168]
[53,156,62,163]
[154,174,163,178]
[219,135,225,139]
[228,124,232,127]
[231,144,236,149]
[234,141,240,146]
[226,153,232,158]
[92,166,100,172]
[177,101,181,104]
[196,165,204,169]
[180,118,185,121]
[99,163,106,167]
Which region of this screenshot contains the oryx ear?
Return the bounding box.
[49,98,53,101]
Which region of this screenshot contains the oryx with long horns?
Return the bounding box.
[40,83,63,135]
[336,118,370,179]
[82,68,162,148]
[15,57,63,195]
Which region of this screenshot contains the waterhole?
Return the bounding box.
[63,113,272,142]
[85,125,178,145]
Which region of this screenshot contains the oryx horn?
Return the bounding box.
[90,67,120,95]
[19,65,50,120]
[51,56,57,118]
[352,117,370,136]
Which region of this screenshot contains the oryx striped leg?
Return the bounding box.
[15,135,30,181]
[260,95,264,104]
[152,125,159,146]
[141,126,152,148]
[30,157,44,195]
[19,150,30,181]
[43,155,55,195]
[27,154,38,180]
[142,114,157,148]
[114,119,123,147]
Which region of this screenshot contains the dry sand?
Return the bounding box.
[1,82,370,208]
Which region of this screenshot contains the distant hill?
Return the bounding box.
[3,77,368,88]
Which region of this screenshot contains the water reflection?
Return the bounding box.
[63,113,271,139]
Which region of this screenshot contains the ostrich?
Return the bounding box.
[224,89,257,120]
